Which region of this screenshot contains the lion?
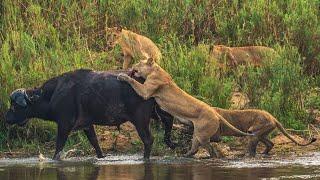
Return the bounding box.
[210,45,276,67]
[106,27,162,69]
[117,58,254,158]
[210,108,316,157]
[229,92,250,110]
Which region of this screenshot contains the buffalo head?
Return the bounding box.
[5,88,41,126]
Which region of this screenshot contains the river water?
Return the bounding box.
[0,153,320,180]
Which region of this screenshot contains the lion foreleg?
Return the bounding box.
[127,79,158,100]
[122,55,132,70]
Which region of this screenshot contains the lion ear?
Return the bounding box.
[146,57,154,66]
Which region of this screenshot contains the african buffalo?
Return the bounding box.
[5,69,175,160]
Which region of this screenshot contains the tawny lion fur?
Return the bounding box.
[210,45,276,67]
[210,108,316,157]
[117,58,253,158]
[106,27,162,69]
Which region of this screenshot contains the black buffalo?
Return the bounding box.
[5,69,175,160]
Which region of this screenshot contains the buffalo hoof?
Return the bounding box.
[52,153,62,161]
[245,153,256,158]
[166,141,178,150]
[97,154,106,159]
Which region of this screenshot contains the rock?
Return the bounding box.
[98,131,115,151]
[115,134,131,151]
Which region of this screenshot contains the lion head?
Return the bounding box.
[229,92,250,110]
[132,57,157,78]
[106,27,122,50]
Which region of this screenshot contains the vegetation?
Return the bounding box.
[0,0,319,155]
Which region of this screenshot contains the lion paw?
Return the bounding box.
[117,73,131,82]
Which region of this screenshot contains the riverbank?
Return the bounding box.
[1,122,319,160]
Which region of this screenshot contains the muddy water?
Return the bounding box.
[0,153,320,180]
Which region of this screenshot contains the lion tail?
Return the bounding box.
[274,118,316,146]
[217,113,254,136]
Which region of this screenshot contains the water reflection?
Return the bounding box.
[0,157,320,180]
[0,163,316,180]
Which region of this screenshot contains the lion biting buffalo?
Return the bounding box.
[5,69,175,160]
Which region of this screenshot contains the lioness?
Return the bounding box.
[210,45,276,67]
[117,58,253,158]
[229,92,250,110]
[210,108,316,157]
[106,27,162,69]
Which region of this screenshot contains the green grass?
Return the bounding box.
[0,0,319,155]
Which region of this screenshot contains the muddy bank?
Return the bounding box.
[1,122,319,160]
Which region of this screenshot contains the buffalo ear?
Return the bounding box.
[146,57,154,66]
[28,89,42,103]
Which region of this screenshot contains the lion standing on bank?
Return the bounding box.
[210,108,316,157]
[117,58,253,158]
[210,45,276,67]
[106,27,162,69]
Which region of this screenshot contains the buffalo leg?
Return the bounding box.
[163,115,176,149]
[153,107,176,149]
[210,134,222,142]
[53,125,72,160]
[136,124,154,159]
[84,125,104,158]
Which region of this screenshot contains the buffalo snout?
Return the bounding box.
[5,108,28,126]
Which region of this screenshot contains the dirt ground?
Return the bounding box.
[1,121,319,159]
[84,121,320,159]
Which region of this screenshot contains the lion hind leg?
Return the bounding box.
[203,143,221,158]
[247,137,259,157]
[261,137,274,155]
[184,137,200,158]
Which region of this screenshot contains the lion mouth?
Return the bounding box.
[128,69,136,77]
[133,71,141,77]
[129,69,140,78]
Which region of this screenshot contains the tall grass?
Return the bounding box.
[0,0,319,153]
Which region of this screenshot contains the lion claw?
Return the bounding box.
[117,73,130,81]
